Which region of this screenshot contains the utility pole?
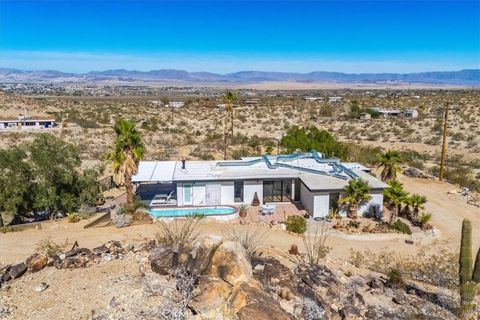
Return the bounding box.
[439,103,449,181]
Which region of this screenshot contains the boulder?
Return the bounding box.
[252,256,298,295]
[113,214,133,228]
[8,263,27,279]
[92,245,109,255]
[185,236,222,276]
[208,241,252,286]
[149,245,175,275]
[105,240,123,254]
[230,282,293,320]
[25,253,48,272]
[189,278,233,316]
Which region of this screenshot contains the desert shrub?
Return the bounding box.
[420,212,432,226]
[156,214,204,245]
[36,238,70,257]
[387,268,405,289]
[222,226,269,257]
[67,212,81,223]
[348,220,360,229]
[391,219,412,235]
[348,244,458,289]
[285,215,307,234]
[300,221,330,266]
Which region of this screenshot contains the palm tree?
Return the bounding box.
[222,90,237,159]
[339,178,372,219]
[383,179,409,224]
[409,194,427,222]
[378,150,402,182]
[108,118,145,205]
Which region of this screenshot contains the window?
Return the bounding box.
[263,180,292,203]
[184,184,192,203]
[234,181,244,202]
[329,193,340,211]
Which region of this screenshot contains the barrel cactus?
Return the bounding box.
[459,219,480,319]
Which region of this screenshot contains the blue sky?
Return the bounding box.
[0,0,479,73]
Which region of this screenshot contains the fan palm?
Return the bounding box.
[222,90,237,159]
[409,194,427,221]
[378,150,402,182]
[339,178,372,219]
[383,179,409,224]
[108,118,145,205]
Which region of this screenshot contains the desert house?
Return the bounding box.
[370,107,419,119]
[0,114,57,130]
[132,151,387,219]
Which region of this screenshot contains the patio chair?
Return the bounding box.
[260,205,269,215]
[267,204,276,215]
[165,190,175,203]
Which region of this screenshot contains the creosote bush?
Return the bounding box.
[285,215,307,234]
[35,238,70,257]
[391,219,412,235]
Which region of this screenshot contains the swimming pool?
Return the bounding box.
[148,206,237,218]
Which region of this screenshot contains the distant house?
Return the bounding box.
[168,101,185,108]
[304,97,324,102]
[370,107,418,119]
[244,99,260,105]
[359,112,371,120]
[328,96,342,103]
[0,115,57,130]
[404,109,419,118]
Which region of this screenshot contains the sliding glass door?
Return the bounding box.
[263,180,292,203]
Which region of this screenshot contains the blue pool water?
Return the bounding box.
[148,206,236,217]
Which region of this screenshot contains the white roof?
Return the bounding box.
[132,152,388,191]
[132,161,176,182]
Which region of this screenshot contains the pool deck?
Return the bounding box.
[242,203,306,224]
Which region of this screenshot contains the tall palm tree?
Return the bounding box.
[409,194,427,221]
[383,179,409,224]
[378,150,402,182]
[108,118,145,205]
[222,90,237,159]
[339,178,372,219]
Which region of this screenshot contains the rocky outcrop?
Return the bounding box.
[25,253,48,272]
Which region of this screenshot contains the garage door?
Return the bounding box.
[205,184,221,205]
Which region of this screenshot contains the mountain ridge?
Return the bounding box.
[0,68,478,85]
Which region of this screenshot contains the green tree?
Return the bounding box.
[409,194,427,221]
[281,126,348,158]
[383,179,409,224]
[339,178,372,219]
[0,134,101,224]
[108,118,145,205]
[378,150,402,181]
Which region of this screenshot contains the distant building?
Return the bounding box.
[244,99,260,105]
[359,112,371,120]
[168,101,185,108]
[0,115,57,130]
[304,97,324,102]
[404,109,419,118]
[328,96,342,103]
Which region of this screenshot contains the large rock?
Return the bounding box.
[25,253,48,273]
[229,282,293,320]
[208,241,252,286]
[8,263,27,279]
[189,277,233,316]
[252,256,297,294]
[148,245,175,275]
[184,236,222,276]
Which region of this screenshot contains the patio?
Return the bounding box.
[241,203,306,224]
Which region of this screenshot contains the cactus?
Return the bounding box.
[458,219,480,319]
[459,219,473,285]
[473,248,480,283]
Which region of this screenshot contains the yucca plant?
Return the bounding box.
[459,219,480,319]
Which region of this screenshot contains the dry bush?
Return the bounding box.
[348,243,458,289]
[35,238,70,257]
[222,226,270,257]
[155,214,204,245]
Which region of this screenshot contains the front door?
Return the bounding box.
[183,184,193,205]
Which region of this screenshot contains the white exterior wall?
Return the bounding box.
[313,193,330,218]
[192,183,206,206]
[358,191,383,215]
[300,183,314,216]
[220,181,235,205]
[243,180,263,205]
[176,183,184,206]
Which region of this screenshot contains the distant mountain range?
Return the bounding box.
[0,68,478,85]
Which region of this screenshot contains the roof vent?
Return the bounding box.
[181,159,186,170]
